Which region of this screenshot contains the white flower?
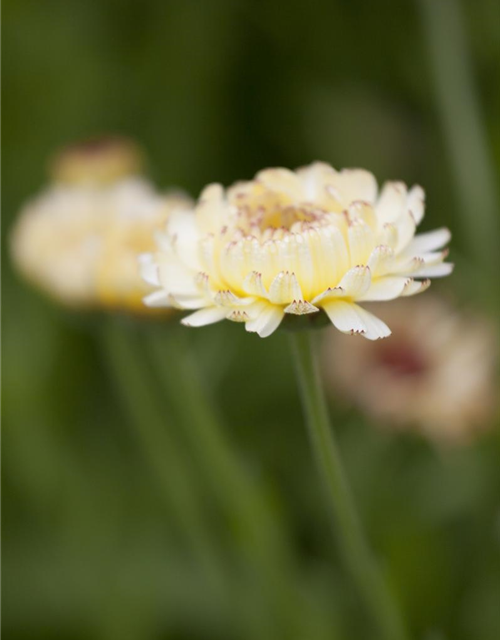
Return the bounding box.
[142,162,452,338]
[322,297,499,444]
[11,138,190,312]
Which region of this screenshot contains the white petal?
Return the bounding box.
[405,227,451,255]
[143,290,172,308]
[407,185,425,225]
[312,266,371,304]
[354,305,392,340]
[401,278,431,296]
[168,210,202,271]
[268,271,303,304]
[367,245,395,277]
[358,277,408,301]
[242,271,268,298]
[181,306,228,327]
[226,309,250,322]
[156,256,199,297]
[379,223,398,249]
[347,219,374,265]
[375,182,406,225]
[337,265,372,298]
[331,169,378,206]
[322,300,366,334]
[245,304,284,338]
[196,183,229,235]
[256,167,303,199]
[214,290,255,307]
[413,263,454,278]
[394,210,417,252]
[322,300,391,340]
[169,293,213,309]
[284,300,319,315]
[139,253,160,286]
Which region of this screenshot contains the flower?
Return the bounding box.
[48,135,145,186]
[141,162,452,337]
[322,297,499,444]
[11,138,190,313]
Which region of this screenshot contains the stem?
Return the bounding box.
[289,331,409,640]
[100,319,226,596]
[419,0,500,289]
[147,327,332,640]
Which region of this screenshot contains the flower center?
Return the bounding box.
[238,203,326,235]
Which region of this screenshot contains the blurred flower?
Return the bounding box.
[141,162,452,337]
[48,135,145,186]
[323,296,499,444]
[11,138,190,313]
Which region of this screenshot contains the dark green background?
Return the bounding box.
[3,1,500,639]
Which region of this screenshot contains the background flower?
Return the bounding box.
[10,138,190,313]
[143,163,451,338]
[322,296,499,444]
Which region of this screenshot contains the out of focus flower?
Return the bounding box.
[48,135,145,186]
[141,162,452,337]
[323,296,498,444]
[11,137,190,313]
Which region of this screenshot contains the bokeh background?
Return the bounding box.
[3,1,500,639]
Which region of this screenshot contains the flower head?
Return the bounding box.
[323,297,498,444]
[142,162,452,337]
[11,138,190,313]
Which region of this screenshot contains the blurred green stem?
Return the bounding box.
[100,319,226,597]
[147,328,331,640]
[289,331,408,640]
[420,0,500,295]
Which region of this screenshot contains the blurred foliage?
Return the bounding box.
[2,0,500,639]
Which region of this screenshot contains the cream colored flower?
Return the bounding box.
[11,138,190,313]
[141,162,452,337]
[323,297,499,444]
[48,135,145,186]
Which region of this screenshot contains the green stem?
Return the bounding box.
[147,327,332,640]
[100,319,226,597]
[419,0,500,289]
[289,331,409,640]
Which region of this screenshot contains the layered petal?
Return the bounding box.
[142,162,451,339]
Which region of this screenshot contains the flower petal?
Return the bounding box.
[413,263,454,278]
[242,271,268,298]
[143,290,172,307]
[407,185,425,225]
[312,266,371,304]
[284,300,319,315]
[375,182,406,225]
[367,245,395,277]
[139,253,160,286]
[348,219,374,266]
[181,306,228,327]
[358,277,408,301]
[322,300,391,340]
[401,278,431,296]
[405,227,451,255]
[245,303,285,338]
[268,271,303,304]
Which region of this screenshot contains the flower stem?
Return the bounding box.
[419,0,500,290]
[147,327,332,640]
[289,330,409,640]
[100,318,226,596]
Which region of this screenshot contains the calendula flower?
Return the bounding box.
[11,138,190,313]
[323,297,498,444]
[141,162,452,337]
